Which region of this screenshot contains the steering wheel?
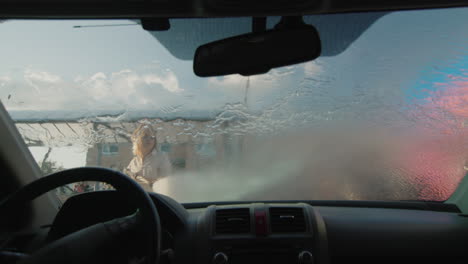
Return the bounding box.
[0,167,161,264]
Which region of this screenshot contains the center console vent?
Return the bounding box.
[216,208,251,234]
[269,207,306,233]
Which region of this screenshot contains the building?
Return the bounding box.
[15,118,248,174]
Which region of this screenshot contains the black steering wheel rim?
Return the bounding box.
[0,167,161,264]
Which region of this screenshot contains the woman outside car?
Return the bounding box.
[125,124,172,192]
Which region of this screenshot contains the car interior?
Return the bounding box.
[1,1,468,264]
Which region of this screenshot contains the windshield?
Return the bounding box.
[0,9,467,203]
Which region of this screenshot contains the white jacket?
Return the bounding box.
[126,149,172,191]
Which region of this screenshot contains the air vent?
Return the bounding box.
[270,207,306,233]
[216,208,250,234]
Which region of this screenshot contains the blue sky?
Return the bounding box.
[0,20,176,78]
[407,56,468,101]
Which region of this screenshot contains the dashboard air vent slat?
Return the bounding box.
[216,208,250,234]
[269,207,306,233]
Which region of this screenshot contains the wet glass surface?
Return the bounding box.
[0,10,467,203]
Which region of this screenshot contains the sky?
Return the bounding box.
[0,8,467,170]
[0,9,465,116]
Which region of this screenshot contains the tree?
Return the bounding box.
[39,160,64,175]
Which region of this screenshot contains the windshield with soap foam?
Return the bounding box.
[0,9,467,203]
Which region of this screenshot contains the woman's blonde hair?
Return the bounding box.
[131,123,157,158]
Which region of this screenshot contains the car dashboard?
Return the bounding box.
[42,191,468,264]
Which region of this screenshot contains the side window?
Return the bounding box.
[160,143,171,153]
[102,143,119,155]
[196,143,216,158]
[172,158,186,169]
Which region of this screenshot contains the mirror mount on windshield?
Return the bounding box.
[275,16,309,30]
[193,16,321,77]
[252,17,267,32]
[141,18,171,31]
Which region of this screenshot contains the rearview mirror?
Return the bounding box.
[193,25,321,77]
